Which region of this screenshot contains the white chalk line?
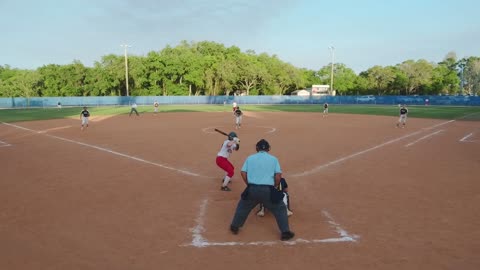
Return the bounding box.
[2,122,205,177]
[291,120,455,177]
[256,126,277,133]
[37,125,72,133]
[459,132,475,142]
[0,139,11,147]
[404,129,444,147]
[190,199,209,247]
[183,198,358,248]
[423,119,455,130]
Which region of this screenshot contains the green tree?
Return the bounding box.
[397,59,434,95]
[428,64,460,95]
[1,70,41,99]
[331,64,357,95]
[362,65,395,95]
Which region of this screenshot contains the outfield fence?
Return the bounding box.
[0,95,479,108]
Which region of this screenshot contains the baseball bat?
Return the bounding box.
[214,128,228,136]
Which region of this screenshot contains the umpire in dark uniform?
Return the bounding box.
[229,139,295,241]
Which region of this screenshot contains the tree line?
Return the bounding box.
[0,41,479,98]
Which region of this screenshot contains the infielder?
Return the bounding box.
[129,103,139,116]
[153,101,159,113]
[80,106,90,131]
[257,177,293,217]
[323,102,329,117]
[234,107,243,129]
[216,132,240,191]
[396,104,408,128]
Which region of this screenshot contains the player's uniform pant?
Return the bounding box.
[130,108,139,116]
[216,156,234,178]
[81,116,89,126]
[398,115,407,123]
[235,116,242,126]
[258,192,290,211]
[231,184,290,233]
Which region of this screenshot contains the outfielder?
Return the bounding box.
[234,107,243,129]
[323,102,329,117]
[216,132,240,191]
[80,106,90,131]
[257,177,293,217]
[396,104,408,128]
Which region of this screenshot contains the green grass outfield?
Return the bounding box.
[1,104,480,123]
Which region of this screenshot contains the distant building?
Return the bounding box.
[290,89,311,96]
[291,85,333,96]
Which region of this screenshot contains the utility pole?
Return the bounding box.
[120,44,131,96]
[328,46,335,95]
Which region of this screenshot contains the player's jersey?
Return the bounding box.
[234,108,242,117]
[324,103,328,109]
[400,108,408,115]
[154,102,159,107]
[217,140,237,158]
[232,106,239,112]
[81,110,90,117]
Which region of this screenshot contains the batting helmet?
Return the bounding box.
[228,131,238,140]
[256,139,270,152]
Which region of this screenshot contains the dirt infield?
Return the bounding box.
[1,111,479,270]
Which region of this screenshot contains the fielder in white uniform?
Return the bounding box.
[396,105,408,128]
[80,106,90,131]
[234,107,243,129]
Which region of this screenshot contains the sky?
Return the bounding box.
[1,0,479,73]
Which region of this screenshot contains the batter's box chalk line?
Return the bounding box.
[0,139,12,147]
[459,132,478,143]
[182,199,359,248]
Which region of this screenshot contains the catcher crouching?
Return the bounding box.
[257,177,293,217]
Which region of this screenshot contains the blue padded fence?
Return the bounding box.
[0,95,479,108]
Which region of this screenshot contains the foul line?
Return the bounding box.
[2,122,204,177]
[183,199,358,248]
[292,120,455,177]
[404,129,444,147]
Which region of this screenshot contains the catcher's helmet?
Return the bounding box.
[256,139,270,152]
[228,131,238,140]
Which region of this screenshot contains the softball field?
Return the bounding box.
[1,111,479,270]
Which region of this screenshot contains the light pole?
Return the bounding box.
[328,46,335,95]
[120,44,131,96]
[459,61,466,95]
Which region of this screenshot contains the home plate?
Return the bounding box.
[182,198,359,247]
